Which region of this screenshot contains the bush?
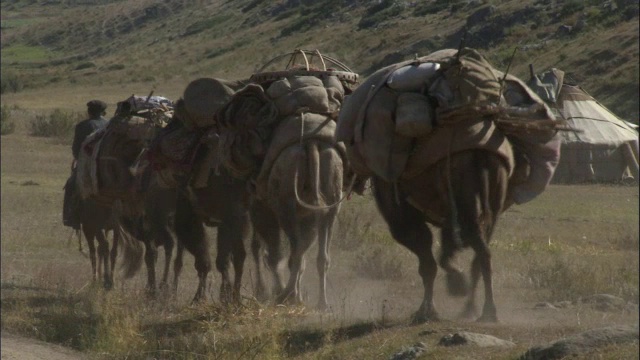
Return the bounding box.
[74,62,96,70]
[358,1,404,29]
[0,72,24,94]
[1,104,16,135]
[105,64,125,71]
[30,109,80,140]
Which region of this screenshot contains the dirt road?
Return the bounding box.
[1,332,87,360]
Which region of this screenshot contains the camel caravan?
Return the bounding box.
[63,47,567,322]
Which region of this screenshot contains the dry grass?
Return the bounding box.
[1,127,638,359]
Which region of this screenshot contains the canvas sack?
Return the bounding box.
[386,62,441,92]
[395,92,435,137]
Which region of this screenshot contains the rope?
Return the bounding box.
[291,114,355,210]
[293,167,357,211]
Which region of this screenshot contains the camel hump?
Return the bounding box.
[183,78,235,127]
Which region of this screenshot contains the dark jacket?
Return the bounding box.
[72,116,108,159]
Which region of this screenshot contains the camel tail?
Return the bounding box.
[118,221,144,279]
[112,202,144,279]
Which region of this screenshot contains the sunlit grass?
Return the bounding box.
[1,44,60,63]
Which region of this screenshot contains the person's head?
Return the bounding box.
[87,100,107,118]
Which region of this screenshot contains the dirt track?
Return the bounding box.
[1,332,86,360]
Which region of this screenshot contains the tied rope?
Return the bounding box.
[292,112,357,211]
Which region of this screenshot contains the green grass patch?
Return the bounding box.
[0,17,43,29]
[1,44,59,63]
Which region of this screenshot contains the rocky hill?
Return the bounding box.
[1,0,638,120]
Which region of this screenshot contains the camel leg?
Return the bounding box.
[276,215,315,306]
[82,225,98,283]
[148,208,174,290]
[250,231,268,301]
[216,223,235,304]
[96,230,112,290]
[468,239,496,322]
[173,241,184,295]
[160,234,174,290]
[251,202,284,302]
[230,216,249,304]
[143,234,158,296]
[373,177,439,323]
[110,225,119,288]
[440,225,469,298]
[461,256,481,319]
[316,211,337,312]
[454,155,503,323]
[175,193,210,303]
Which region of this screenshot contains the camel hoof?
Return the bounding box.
[103,280,113,291]
[191,294,206,305]
[411,311,440,325]
[276,291,301,306]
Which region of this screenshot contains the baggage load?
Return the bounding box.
[182,77,235,128]
[386,62,440,92]
[336,47,564,186]
[395,92,435,137]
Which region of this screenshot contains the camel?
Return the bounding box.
[172,164,252,303]
[370,148,511,323]
[74,197,119,289]
[119,90,253,303]
[75,104,182,294]
[214,72,352,310]
[335,46,564,323]
[249,140,344,311]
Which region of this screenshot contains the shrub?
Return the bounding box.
[30,109,80,140]
[105,64,125,71]
[526,253,639,303]
[0,72,24,94]
[358,1,404,29]
[559,0,585,17]
[412,0,450,16]
[74,62,96,70]
[1,104,16,135]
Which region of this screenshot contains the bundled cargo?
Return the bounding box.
[336,47,566,204]
[76,94,173,211]
[217,49,359,197]
[133,78,249,190]
[179,77,243,129]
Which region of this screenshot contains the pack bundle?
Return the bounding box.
[76,94,173,208]
[336,47,563,183]
[178,77,241,129]
[217,50,359,196]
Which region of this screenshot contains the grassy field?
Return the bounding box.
[1,0,639,120]
[1,116,638,359]
[1,1,638,358]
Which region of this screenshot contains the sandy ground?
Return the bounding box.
[1,332,87,360]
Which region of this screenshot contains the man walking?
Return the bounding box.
[63,100,109,229]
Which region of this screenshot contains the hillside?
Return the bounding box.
[1,0,639,121]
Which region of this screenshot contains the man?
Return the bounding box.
[63,100,109,229]
[72,100,109,160]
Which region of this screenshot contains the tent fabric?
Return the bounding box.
[546,83,639,183]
